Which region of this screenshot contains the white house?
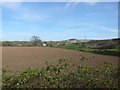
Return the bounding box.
[67,39,78,44]
[42,43,47,47]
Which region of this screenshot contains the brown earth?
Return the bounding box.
[2,47,118,72]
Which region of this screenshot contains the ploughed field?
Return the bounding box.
[2,47,118,72]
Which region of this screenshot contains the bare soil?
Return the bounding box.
[2,47,118,72]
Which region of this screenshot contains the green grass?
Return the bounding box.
[53,44,120,56]
[2,57,119,89]
[55,44,81,50]
[54,44,91,52]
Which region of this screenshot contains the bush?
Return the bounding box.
[2,57,119,89]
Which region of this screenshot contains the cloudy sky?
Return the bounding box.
[1,2,118,41]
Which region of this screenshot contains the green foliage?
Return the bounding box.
[55,44,81,51]
[2,57,119,89]
[91,49,120,56]
[54,44,120,56]
[54,44,91,52]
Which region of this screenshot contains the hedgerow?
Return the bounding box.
[2,57,119,89]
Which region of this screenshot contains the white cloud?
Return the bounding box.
[12,12,50,22]
[1,0,23,2]
[64,0,118,10]
[91,24,118,34]
[100,26,118,33]
[64,0,80,10]
[86,2,97,6]
[1,1,50,22]
[1,2,22,11]
[64,0,98,10]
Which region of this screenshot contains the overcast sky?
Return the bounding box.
[1,2,118,41]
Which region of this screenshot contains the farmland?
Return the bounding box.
[1,38,120,89]
[2,47,119,88]
[2,38,120,88]
[2,47,118,72]
[2,2,119,88]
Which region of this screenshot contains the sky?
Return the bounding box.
[1,2,118,41]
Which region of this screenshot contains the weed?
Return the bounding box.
[2,57,119,89]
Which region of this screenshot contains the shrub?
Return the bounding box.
[2,57,119,89]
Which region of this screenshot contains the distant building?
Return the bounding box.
[57,43,60,46]
[18,44,22,46]
[42,43,47,47]
[67,39,78,44]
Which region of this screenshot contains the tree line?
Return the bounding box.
[1,36,44,46]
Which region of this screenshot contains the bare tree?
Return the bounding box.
[31,36,42,46]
